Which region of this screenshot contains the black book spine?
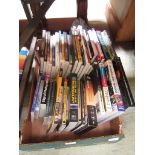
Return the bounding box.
[113,57,135,107]
[70,73,78,122]
[85,75,98,127]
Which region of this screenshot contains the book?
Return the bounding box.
[64,73,78,131]
[19,47,29,83]
[39,74,50,117]
[58,78,68,132]
[31,75,41,122]
[113,57,135,107]
[99,63,112,112]
[48,69,63,133]
[90,64,106,120]
[46,80,57,133]
[101,30,117,60]
[73,75,98,134]
[96,31,110,60]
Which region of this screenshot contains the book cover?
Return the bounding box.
[64,73,78,131]
[99,63,112,112]
[104,60,125,112]
[113,57,135,107]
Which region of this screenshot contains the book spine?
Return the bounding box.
[55,32,60,68]
[92,29,104,61]
[101,31,117,59]
[77,80,82,123]
[49,80,57,116]
[75,35,83,63]
[105,60,125,111]
[56,70,63,103]
[58,86,64,121]
[61,33,65,61]
[64,32,69,62]
[70,74,78,122]
[87,30,98,61]
[66,86,70,122]
[113,57,135,107]
[46,79,53,115]
[51,35,55,66]
[96,31,110,60]
[62,79,67,124]
[31,76,41,122]
[84,30,94,60]
[99,63,112,112]
[35,76,44,118]
[39,75,50,117]
[85,75,97,127]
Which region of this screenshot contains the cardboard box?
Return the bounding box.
[20,117,124,151]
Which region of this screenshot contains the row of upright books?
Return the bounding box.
[27,25,134,135]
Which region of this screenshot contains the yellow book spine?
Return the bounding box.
[56,73,62,103]
[61,35,65,61]
[75,36,83,63]
[62,79,67,123]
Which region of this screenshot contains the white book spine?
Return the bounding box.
[72,60,78,73]
[78,63,89,80]
[102,86,113,112]
[105,60,125,111]
[65,64,72,77]
[77,65,84,78]
[75,62,82,74]
[87,30,98,56]
[35,79,44,119]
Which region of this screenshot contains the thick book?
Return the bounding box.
[90,64,106,121]
[39,74,50,117]
[31,75,41,122]
[73,75,98,134]
[77,28,91,80]
[113,57,135,107]
[46,80,57,133]
[63,73,78,131]
[96,31,110,60]
[99,63,112,112]
[48,69,63,133]
[64,34,73,77]
[101,31,117,60]
[58,78,68,132]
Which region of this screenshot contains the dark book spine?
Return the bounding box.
[96,31,110,60]
[46,79,53,114]
[87,105,97,126]
[113,57,135,107]
[86,32,94,59]
[104,65,116,110]
[70,73,78,122]
[80,79,85,122]
[49,81,57,115]
[85,75,98,127]
[41,76,50,105]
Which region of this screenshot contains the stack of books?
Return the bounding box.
[28,26,133,135]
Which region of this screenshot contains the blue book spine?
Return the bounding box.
[31,76,41,113]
